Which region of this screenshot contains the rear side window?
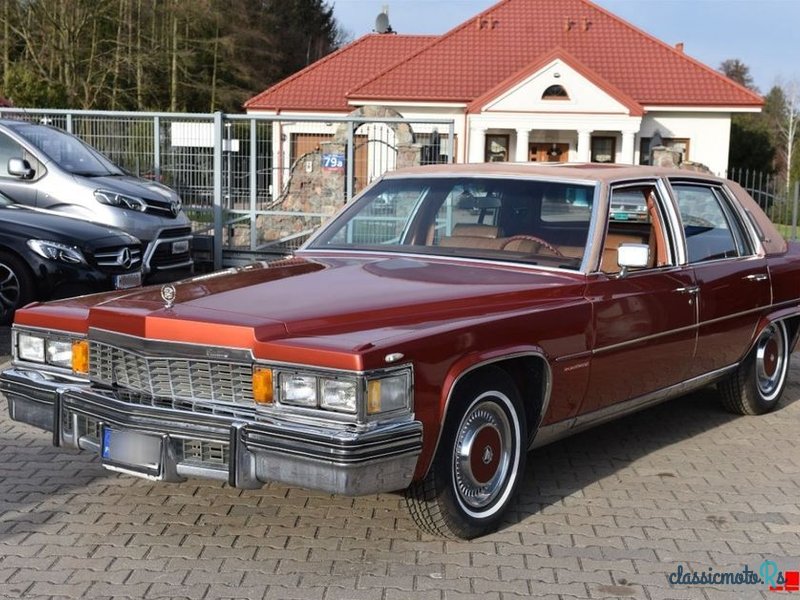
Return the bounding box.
[672,183,753,263]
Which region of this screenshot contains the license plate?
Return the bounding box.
[171,240,190,254]
[101,427,162,473]
[114,271,142,290]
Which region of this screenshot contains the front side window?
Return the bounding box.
[672,183,753,263]
[600,184,673,273]
[309,177,597,270]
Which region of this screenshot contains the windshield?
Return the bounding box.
[309,176,597,270]
[10,124,123,176]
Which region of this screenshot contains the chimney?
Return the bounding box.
[675,42,684,53]
[581,18,591,32]
[563,17,574,32]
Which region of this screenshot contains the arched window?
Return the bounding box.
[542,85,569,100]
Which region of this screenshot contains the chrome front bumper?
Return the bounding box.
[1,367,423,495]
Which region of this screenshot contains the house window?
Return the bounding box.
[591,136,616,163]
[542,85,569,100]
[485,134,509,162]
[639,137,690,165]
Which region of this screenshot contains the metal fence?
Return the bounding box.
[0,108,455,269]
[727,167,800,240]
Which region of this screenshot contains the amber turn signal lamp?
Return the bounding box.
[71,340,89,374]
[252,367,274,404]
[367,380,381,414]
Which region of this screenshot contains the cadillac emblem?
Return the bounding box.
[161,284,176,309]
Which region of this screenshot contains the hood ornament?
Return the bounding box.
[161,284,176,309]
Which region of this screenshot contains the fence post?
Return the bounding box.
[213,111,224,270]
[793,181,800,241]
[346,120,355,202]
[153,116,161,181]
[65,113,73,134]
[249,118,258,250]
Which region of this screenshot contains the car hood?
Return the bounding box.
[31,253,584,343]
[81,174,179,203]
[0,205,139,247]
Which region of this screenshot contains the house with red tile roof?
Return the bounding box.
[245,0,762,178]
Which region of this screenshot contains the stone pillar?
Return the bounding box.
[469,127,486,163]
[515,128,530,162]
[621,131,636,165]
[577,130,592,163]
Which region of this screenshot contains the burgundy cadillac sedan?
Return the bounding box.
[2,163,798,538]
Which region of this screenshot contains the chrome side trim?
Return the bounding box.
[428,351,552,476]
[530,363,737,449]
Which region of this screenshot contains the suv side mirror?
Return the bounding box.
[8,158,35,180]
[616,243,649,278]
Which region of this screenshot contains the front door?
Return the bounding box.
[581,182,698,414]
[529,143,569,163]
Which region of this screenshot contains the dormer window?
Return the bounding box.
[542,85,569,100]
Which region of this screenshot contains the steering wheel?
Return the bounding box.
[501,235,563,257]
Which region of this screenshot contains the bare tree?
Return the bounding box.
[775,81,799,196]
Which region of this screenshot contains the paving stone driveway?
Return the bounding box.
[0,334,798,599]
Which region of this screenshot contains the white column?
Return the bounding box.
[515,128,530,162]
[469,127,486,163]
[621,130,636,165]
[577,129,592,163]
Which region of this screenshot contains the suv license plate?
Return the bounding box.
[171,240,190,254]
[101,427,162,474]
[114,271,142,290]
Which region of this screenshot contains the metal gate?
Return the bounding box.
[0,108,455,269]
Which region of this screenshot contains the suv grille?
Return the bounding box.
[89,340,255,418]
[143,197,179,218]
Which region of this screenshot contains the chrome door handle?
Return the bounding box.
[676,286,699,295]
[744,273,768,282]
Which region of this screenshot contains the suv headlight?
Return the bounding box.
[94,189,147,212]
[27,240,86,264]
[15,328,88,374]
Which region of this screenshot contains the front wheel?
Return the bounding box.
[0,250,34,325]
[719,320,791,415]
[405,368,527,539]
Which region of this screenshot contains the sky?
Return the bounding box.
[330,0,800,94]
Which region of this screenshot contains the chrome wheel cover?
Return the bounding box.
[452,393,518,515]
[756,322,787,402]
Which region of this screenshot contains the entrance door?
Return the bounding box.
[529,143,569,163]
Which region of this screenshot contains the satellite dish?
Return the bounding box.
[374,10,393,34]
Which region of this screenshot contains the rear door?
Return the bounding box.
[669,180,770,378]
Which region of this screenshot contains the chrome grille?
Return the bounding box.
[94,245,143,269]
[90,341,255,415]
[182,439,229,466]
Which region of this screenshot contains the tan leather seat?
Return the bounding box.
[439,223,505,249]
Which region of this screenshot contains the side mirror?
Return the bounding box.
[8,158,34,179]
[616,243,649,278]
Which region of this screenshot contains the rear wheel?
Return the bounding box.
[719,321,790,415]
[405,368,527,539]
[0,251,34,324]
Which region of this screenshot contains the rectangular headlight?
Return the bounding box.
[46,340,73,369]
[279,373,318,407]
[320,378,357,413]
[367,372,410,415]
[17,333,45,363]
